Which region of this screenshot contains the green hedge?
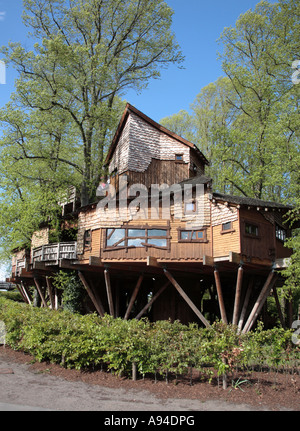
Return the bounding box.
[0,298,298,381]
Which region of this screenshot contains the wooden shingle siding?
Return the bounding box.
[212,220,240,257]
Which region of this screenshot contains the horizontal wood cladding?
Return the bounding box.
[77,217,212,262]
[240,209,275,260]
[125,159,189,188]
[212,220,240,257]
[76,193,293,263]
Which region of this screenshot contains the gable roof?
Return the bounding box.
[105,103,209,166]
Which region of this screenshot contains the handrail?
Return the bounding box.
[32,242,77,263]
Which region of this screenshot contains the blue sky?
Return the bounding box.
[0,0,266,279]
[0,0,266,122]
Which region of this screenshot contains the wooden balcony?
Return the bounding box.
[32,242,77,265]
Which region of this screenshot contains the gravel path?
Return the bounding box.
[0,353,266,412]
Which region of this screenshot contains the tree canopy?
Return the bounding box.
[160,0,300,291]
[0,0,183,257]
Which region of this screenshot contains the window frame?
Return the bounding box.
[275,224,287,242]
[178,228,208,243]
[244,222,259,238]
[220,221,235,234]
[83,229,92,250]
[175,153,184,162]
[104,225,170,251]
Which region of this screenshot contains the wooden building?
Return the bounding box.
[8,104,295,331]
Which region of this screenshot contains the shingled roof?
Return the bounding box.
[212,192,293,210]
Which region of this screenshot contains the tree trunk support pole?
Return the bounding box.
[46,276,55,309]
[232,266,244,326]
[135,281,170,320]
[78,271,105,317]
[214,268,228,324]
[21,281,32,305]
[34,278,47,308]
[104,268,114,317]
[242,271,278,334]
[124,274,143,320]
[164,269,210,328]
[238,278,253,333]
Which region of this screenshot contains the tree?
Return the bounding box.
[160,0,300,294]
[0,0,183,256]
[218,0,300,201]
[1,0,183,206]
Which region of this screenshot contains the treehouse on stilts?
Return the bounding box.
[8,104,296,331]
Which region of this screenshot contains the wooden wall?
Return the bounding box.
[240,209,275,260]
[212,219,240,257]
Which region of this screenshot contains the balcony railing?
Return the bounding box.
[15,258,26,276]
[32,242,77,265]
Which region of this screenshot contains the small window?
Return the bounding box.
[185,202,196,213]
[84,229,92,249]
[275,225,286,242]
[245,223,259,236]
[179,229,206,242]
[175,154,183,161]
[222,222,232,231]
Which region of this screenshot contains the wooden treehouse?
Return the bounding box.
[8,103,296,331]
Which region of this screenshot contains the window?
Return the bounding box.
[221,221,234,233]
[105,227,169,250]
[83,229,92,249]
[175,154,183,161]
[185,202,196,213]
[178,229,207,242]
[245,223,259,237]
[275,224,286,242]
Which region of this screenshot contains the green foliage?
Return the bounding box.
[51,270,86,314]
[0,298,298,383]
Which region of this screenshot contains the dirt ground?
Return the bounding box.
[0,346,299,411]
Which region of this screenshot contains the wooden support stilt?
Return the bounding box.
[104,269,114,317]
[238,278,253,333]
[78,271,105,317]
[232,266,244,326]
[164,269,210,327]
[34,278,47,308]
[214,269,228,324]
[115,281,120,318]
[21,281,32,305]
[124,275,143,320]
[287,289,293,329]
[16,284,28,304]
[46,277,55,309]
[135,281,170,320]
[272,286,285,328]
[54,287,59,310]
[242,271,278,334]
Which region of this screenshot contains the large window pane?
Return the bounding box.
[147,238,167,247]
[128,229,146,237]
[128,238,144,247]
[148,229,167,237]
[107,228,125,246]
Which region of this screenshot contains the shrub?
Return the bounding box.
[0,297,298,384]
